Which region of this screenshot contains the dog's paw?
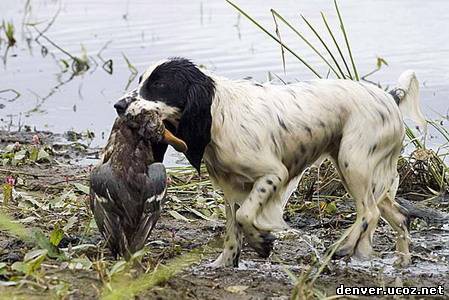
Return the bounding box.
[206,253,239,268]
[331,245,353,260]
[394,254,411,268]
[249,231,276,258]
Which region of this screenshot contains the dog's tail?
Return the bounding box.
[390,70,427,131]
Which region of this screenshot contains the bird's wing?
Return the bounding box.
[128,162,167,252]
[90,163,134,257]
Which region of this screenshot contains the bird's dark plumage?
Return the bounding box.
[89,111,168,259]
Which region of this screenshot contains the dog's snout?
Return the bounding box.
[114,99,129,115]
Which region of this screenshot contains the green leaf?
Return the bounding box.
[24,249,47,262]
[0,262,6,275]
[376,56,388,68]
[32,229,65,259]
[73,183,90,195]
[14,149,27,161]
[4,144,15,152]
[11,261,26,273]
[25,250,47,275]
[29,147,39,161]
[37,148,50,162]
[325,201,338,215]
[2,184,13,205]
[108,260,127,277]
[50,225,64,246]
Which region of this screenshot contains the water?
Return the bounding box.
[1,0,448,157]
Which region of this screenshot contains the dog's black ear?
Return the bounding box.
[176,82,214,172]
[151,121,174,163]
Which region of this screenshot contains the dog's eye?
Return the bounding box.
[153,81,166,89]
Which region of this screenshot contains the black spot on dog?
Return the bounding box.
[266,179,273,185]
[277,115,288,131]
[318,120,326,128]
[369,144,378,155]
[270,132,279,150]
[259,188,266,193]
[294,102,302,111]
[344,161,349,168]
[254,82,264,87]
[286,88,296,98]
[304,126,313,137]
[229,245,234,250]
[362,219,368,232]
[378,111,386,124]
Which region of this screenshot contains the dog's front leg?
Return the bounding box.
[236,173,287,258]
[209,203,243,268]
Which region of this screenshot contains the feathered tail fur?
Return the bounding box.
[390,70,427,132]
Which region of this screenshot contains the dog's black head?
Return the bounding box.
[114,58,215,172]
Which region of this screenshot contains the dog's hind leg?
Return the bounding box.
[331,147,381,260]
[209,203,243,268]
[236,167,288,258]
[377,174,411,266]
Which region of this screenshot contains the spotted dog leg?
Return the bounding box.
[331,151,381,260]
[377,175,411,267]
[236,172,287,258]
[208,203,243,268]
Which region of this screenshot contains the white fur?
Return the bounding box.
[126,99,180,122]
[396,70,427,130]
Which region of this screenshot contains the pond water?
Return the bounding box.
[1,0,448,164]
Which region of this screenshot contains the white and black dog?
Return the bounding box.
[114,58,426,267]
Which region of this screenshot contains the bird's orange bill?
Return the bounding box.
[163,129,188,153]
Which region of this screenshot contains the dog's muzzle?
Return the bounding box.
[114,89,138,115]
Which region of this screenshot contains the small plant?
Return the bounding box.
[122,52,138,89]
[0,135,52,166]
[2,20,16,47]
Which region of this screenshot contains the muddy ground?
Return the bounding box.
[0,130,448,299]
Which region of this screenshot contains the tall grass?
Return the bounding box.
[226,0,359,80]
